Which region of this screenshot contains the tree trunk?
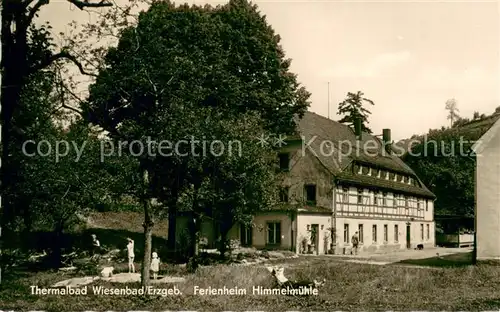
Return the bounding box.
[140,168,154,287]
[141,207,153,287]
[52,223,64,269]
[219,229,230,260]
[167,206,177,250]
[190,214,201,257]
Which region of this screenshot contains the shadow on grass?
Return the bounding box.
[394,251,473,268]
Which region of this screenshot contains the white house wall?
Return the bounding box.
[296,214,332,255]
[332,186,435,253]
[476,136,500,260]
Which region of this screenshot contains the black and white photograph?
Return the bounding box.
[0,0,499,310]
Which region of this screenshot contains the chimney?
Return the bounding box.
[354,118,362,140]
[382,128,392,154]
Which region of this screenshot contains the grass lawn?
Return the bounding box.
[2,255,500,311]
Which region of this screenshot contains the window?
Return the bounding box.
[279,187,289,203]
[376,169,381,178]
[358,165,363,174]
[394,225,399,242]
[417,200,421,209]
[420,224,424,240]
[358,224,364,243]
[426,224,430,240]
[304,184,316,205]
[267,222,281,245]
[426,200,429,211]
[344,224,350,244]
[393,194,398,207]
[342,187,349,203]
[372,225,377,242]
[240,224,252,247]
[386,171,390,180]
[373,191,378,206]
[278,153,290,171]
[383,224,388,242]
[382,192,387,206]
[357,189,363,204]
[405,196,409,207]
[368,168,372,176]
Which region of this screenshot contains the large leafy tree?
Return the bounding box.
[337,91,374,134]
[1,0,117,254]
[85,0,310,285]
[403,127,476,218]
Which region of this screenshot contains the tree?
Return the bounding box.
[178,110,278,259]
[445,98,460,128]
[473,111,480,120]
[85,0,310,285]
[403,127,477,218]
[1,0,115,252]
[337,91,374,134]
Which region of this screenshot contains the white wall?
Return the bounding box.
[476,136,500,260]
[296,214,331,254]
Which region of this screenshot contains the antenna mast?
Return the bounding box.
[328,82,330,119]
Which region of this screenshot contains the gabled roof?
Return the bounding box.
[471,115,500,155]
[295,111,435,199]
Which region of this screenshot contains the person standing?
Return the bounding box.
[150,251,160,280]
[126,238,135,273]
[351,231,360,255]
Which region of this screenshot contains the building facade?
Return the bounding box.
[260,111,436,254]
[176,111,436,254]
[472,118,500,261]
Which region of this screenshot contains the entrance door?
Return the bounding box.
[406,224,411,249]
[240,224,252,247]
[311,224,319,255]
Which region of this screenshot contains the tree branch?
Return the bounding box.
[29,50,97,77]
[27,0,50,24]
[66,0,113,10]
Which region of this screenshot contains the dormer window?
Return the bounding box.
[358,165,363,174]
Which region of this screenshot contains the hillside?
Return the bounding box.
[395,112,500,155]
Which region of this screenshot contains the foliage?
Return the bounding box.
[85,0,310,278]
[1,0,115,233]
[337,91,374,134]
[403,127,477,217]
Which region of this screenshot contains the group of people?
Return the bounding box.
[91,234,161,279]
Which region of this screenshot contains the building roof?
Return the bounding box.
[471,114,500,155]
[295,111,435,199]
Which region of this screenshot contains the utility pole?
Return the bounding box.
[327,82,330,119]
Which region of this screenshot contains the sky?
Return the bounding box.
[37,0,500,141]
